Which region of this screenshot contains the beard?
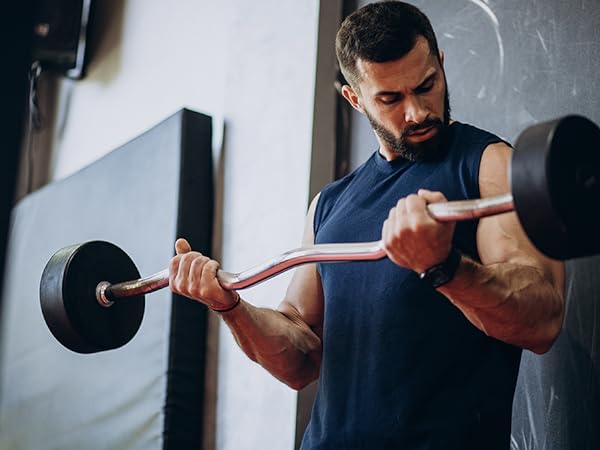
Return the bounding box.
[365,83,452,162]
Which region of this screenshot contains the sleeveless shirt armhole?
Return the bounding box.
[469,136,511,200]
[313,182,337,235]
[312,153,376,236]
[313,191,325,236]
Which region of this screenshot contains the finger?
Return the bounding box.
[201,259,221,289]
[381,218,396,254]
[417,189,447,204]
[395,196,408,210]
[177,252,206,289]
[188,255,209,295]
[404,195,434,228]
[203,260,235,304]
[175,238,192,255]
[168,255,182,286]
[382,217,391,244]
[404,194,427,215]
[393,198,408,221]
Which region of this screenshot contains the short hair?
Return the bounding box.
[335,1,440,88]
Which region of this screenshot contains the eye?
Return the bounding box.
[379,95,400,105]
[415,78,435,94]
[415,82,434,94]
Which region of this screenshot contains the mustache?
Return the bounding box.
[402,117,444,136]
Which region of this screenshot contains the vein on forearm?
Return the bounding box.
[221,300,322,388]
[439,256,563,353]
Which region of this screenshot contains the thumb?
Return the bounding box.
[175,238,192,255]
[417,189,447,204]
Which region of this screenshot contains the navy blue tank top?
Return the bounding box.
[301,122,521,450]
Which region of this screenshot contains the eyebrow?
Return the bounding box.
[374,69,438,97]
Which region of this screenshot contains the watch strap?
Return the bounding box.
[419,247,462,288]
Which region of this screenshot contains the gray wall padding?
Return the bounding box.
[0,108,213,450]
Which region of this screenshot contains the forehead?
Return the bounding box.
[355,37,438,94]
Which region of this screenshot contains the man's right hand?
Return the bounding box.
[169,238,240,311]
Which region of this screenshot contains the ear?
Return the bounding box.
[439,49,445,66]
[341,84,364,113]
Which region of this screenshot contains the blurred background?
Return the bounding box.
[1,1,599,449]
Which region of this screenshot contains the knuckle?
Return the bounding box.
[190,255,208,270]
[382,237,394,251]
[168,257,180,275]
[407,194,423,207]
[382,218,389,232]
[172,279,185,295]
[206,259,220,270]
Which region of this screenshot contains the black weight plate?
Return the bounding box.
[512,115,600,260]
[40,241,145,353]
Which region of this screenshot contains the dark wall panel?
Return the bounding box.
[512,257,600,450]
[343,1,600,449]
[0,109,212,449]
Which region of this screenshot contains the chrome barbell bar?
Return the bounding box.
[96,193,514,306]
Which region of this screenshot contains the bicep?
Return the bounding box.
[278,194,325,337]
[476,143,564,295]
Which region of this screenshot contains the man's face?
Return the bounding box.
[343,36,450,161]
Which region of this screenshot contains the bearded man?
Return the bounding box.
[169,2,564,449]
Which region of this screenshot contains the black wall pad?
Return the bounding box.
[0,108,213,450]
[512,256,600,450]
[0,2,34,353]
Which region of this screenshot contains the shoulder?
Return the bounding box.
[317,153,376,208]
[444,122,510,199]
[313,152,377,233]
[451,122,509,148]
[452,121,513,197]
[479,141,513,198]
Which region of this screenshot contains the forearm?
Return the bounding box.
[219,298,322,390]
[438,255,564,353]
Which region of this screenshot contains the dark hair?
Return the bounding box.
[336,1,440,88]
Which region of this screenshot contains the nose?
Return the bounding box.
[404,95,429,125]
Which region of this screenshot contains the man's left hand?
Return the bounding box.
[382,189,456,273]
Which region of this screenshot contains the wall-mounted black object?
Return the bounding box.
[0,109,214,449]
[32,0,92,79]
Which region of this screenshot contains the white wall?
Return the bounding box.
[47,1,320,448]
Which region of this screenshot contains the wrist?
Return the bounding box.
[419,247,462,288]
[210,291,241,313]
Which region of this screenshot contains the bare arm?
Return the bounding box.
[169,195,324,390]
[437,143,564,353]
[382,142,564,354]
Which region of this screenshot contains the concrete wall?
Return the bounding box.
[42,1,321,448]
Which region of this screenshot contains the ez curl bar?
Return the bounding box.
[40,115,600,353]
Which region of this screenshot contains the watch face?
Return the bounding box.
[420,249,461,288]
[429,267,451,288]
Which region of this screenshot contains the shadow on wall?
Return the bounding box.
[200,120,228,450]
[15,74,60,201]
[85,0,126,83]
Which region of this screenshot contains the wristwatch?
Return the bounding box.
[419,247,462,288]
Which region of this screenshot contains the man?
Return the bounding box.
[169,2,564,448]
